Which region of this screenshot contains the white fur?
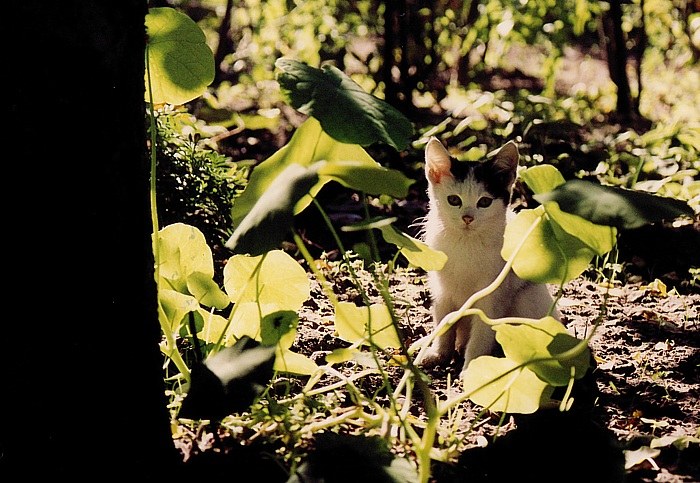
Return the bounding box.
[420,138,559,375]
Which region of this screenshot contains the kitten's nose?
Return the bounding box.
[462,214,474,225]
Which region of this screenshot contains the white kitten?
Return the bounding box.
[419,137,559,374]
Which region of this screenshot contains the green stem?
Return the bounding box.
[146,46,189,381]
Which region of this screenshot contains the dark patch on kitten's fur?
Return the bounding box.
[447,158,512,203]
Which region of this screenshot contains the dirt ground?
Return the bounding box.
[287,257,700,483]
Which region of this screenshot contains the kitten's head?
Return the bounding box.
[424,137,519,231]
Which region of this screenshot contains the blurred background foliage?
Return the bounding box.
[149,0,699,291]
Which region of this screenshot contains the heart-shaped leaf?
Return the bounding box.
[462,356,554,414]
[276,59,413,151]
[145,7,214,105]
[225,162,321,255]
[534,179,695,230]
[334,302,401,349]
[231,117,379,228]
[377,224,447,271]
[502,206,598,284]
[223,250,310,310]
[156,223,229,308]
[494,317,590,386]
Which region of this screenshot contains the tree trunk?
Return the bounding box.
[214,0,236,85]
[603,0,636,122]
[6,1,180,477]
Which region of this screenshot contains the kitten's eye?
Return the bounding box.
[477,196,493,208]
[447,195,462,207]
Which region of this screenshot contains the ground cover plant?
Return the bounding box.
[145,3,699,482]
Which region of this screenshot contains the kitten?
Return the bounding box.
[419,137,559,374]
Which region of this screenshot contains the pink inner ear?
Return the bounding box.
[427,162,452,184]
[428,168,443,184]
[428,165,452,184]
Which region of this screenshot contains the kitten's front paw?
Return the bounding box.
[419,345,451,368]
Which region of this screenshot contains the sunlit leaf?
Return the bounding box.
[274,348,319,375]
[326,347,360,364]
[227,302,268,341]
[231,118,378,227]
[145,7,214,105]
[377,224,448,271]
[157,223,222,296]
[158,288,200,332]
[318,160,413,199]
[544,202,617,256]
[494,317,590,386]
[520,165,566,194]
[195,309,229,345]
[462,356,554,414]
[624,446,660,470]
[224,162,321,255]
[534,179,695,230]
[261,310,299,348]
[276,59,413,150]
[187,271,231,310]
[223,250,310,310]
[502,206,597,284]
[650,434,700,450]
[334,302,401,349]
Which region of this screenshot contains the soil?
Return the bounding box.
[286,258,700,483]
[176,251,699,482]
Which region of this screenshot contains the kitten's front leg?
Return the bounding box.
[459,297,502,375]
[420,301,456,368]
[460,319,496,375]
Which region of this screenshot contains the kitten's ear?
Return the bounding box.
[490,141,519,187]
[425,137,452,184]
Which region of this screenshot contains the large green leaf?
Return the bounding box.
[231,118,377,228]
[318,161,413,199]
[462,356,554,414]
[145,7,214,105]
[225,162,321,255]
[519,165,565,194]
[260,310,299,348]
[502,207,597,284]
[494,317,590,386]
[544,202,617,256]
[534,179,696,230]
[274,348,319,376]
[223,250,310,310]
[158,288,200,333]
[276,59,413,151]
[334,302,401,349]
[156,223,229,309]
[377,224,447,271]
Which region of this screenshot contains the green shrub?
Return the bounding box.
[152,107,249,267]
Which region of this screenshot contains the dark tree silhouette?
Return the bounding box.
[602,0,638,122]
[5,1,180,477]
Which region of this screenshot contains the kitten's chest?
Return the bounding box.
[429,229,506,286]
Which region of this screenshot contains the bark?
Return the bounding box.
[603,0,636,121]
[6,1,180,477]
[214,0,236,85]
